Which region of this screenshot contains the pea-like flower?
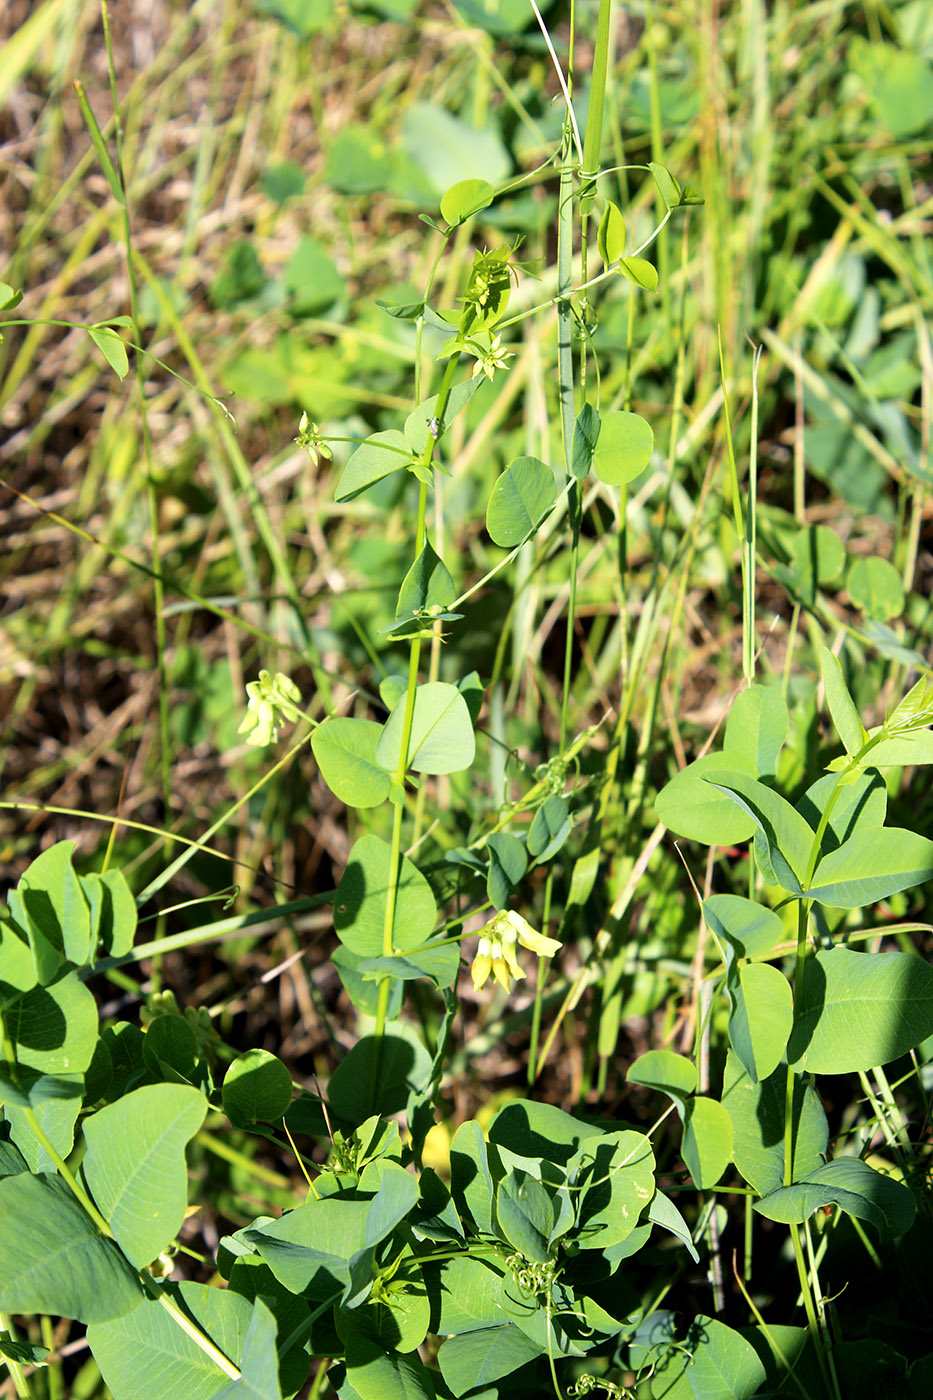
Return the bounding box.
[470,332,514,381]
[471,909,561,993]
[238,670,302,747]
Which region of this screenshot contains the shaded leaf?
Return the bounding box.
[334,835,437,956]
[755,1156,915,1240]
[89,1282,251,1400]
[789,947,933,1073]
[223,1050,292,1127]
[0,1173,141,1323]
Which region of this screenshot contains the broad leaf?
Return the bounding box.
[496,1169,553,1262]
[89,325,129,379]
[438,1325,543,1398]
[15,840,91,972]
[357,940,459,989]
[722,685,789,781]
[668,1316,767,1400]
[428,1253,508,1335]
[209,1298,282,1400]
[648,1190,699,1262]
[807,828,933,907]
[450,1120,497,1236]
[617,256,658,291]
[83,1084,207,1268]
[485,456,556,547]
[485,832,527,911]
[627,1050,697,1098]
[377,682,475,775]
[334,835,437,956]
[89,1282,253,1400]
[722,1051,828,1197]
[404,376,485,454]
[441,177,494,227]
[796,769,886,853]
[656,753,757,845]
[0,1172,141,1323]
[847,554,905,620]
[81,868,137,961]
[326,1027,432,1128]
[312,718,391,808]
[0,971,98,1088]
[789,947,933,1073]
[344,1327,436,1399]
[592,410,653,486]
[681,1097,733,1189]
[727,962,793,1083]
[571,1129,656,1249]
[335,430,412,502]
[571,403,600,480]
[648,162,683,209]
[4,1094,81,1173]
[223,1050,293,1126]
[395,542,456,618]
[755,1156,916,1240]
[597,200,626,264]
[704,771,814,893]
[704,895,784,961]
[527,796,572,863]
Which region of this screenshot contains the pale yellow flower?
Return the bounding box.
[238,670,302,747]
[470,910,561,993]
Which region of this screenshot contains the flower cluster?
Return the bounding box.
[295,411,333,461]
[470,909,561,993]
[237,670,303,747]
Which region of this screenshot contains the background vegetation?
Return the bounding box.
[1,0,932,1394]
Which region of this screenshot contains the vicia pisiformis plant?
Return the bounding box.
[3,1,933,1398]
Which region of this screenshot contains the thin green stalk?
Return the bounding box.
[0,1311,32,1398]
[790,1225,836,1398]
[95,2,172,827]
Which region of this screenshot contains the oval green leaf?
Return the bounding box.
[441,177,494,227]
[755,1157,915,1241]
[728,962,793,1084]
[847,555,905,620]
[485,456,555,547]
[789,947,933,1074]
[89,325,129,379]
[618,256,659,291]
[597,200,625,265]
[334,834,437,956]
[627,1049,697,1099]
[376,681,475,776]
[808,827,933,908]
[83,1084,207,1268]
[592,410,654,486]
[0,1173,141,1324]
[335,429,412,502]
[223,1049,293,1127]
[681,1095,733,1189]
[312,717,392,808]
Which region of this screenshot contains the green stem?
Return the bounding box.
[790,1224,838,1399]
[99,0,171,825]
[0,1311,32,1398]
[20,1106,113,1236]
